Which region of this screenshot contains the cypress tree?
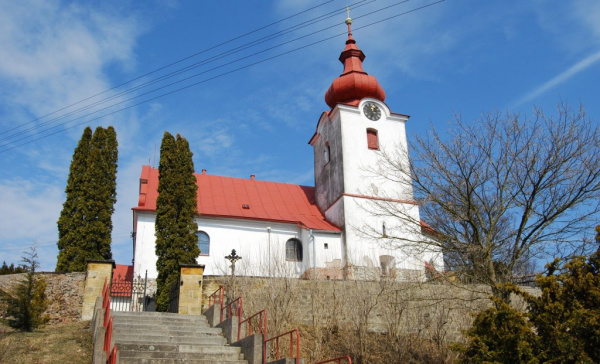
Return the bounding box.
[56,126,118,272]
[56,127,92,272]
[155,132,199,311]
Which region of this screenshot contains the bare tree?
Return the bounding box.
[365,103,600,297]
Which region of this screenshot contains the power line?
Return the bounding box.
[0,0,339,138]
[0,0,374,145]
[0,0,445,154]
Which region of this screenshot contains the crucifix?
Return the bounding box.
[225,249,242,277]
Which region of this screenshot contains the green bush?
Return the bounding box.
[456,248,600,363]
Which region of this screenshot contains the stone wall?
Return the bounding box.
[202,275,539,342]
[0,272,85,324]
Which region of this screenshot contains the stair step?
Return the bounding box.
[114,326,223,335]
[117,343,242,354]
[119,360,248,364]
[112,311,209,321]
[118,350,243,360]
[115,336,227,345]
[101,311,247,363]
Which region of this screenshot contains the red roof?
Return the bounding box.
[112,264,134,297]
[324,22,386,108]
[133,166,341,232]
[113,264,133,281]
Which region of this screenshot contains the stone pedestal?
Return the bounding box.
[178,264,205,315]
[82,260,115,320]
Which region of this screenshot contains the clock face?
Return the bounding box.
[363,102,381,121]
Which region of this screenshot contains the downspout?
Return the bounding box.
[310,229,315,279]
[267,226,271,277]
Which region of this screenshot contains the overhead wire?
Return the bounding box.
[0,0,374,144]
[0,0,445,154]
[0,0,339,137]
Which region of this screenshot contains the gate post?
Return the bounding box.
[82,260,115,320]
[178,264,205,315]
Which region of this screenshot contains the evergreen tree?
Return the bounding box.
[454,293,538,364]
[527,249,600,363]
[56,126,118,272]
[0,245,48,331]
[155,132,199,311]
[0,262,27,275]
[56,127,92,272]
[457,246,600,363]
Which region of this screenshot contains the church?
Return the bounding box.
[132,18,443,280]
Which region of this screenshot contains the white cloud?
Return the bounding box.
[512,51,600,107]
[0,0,142,123]
[573,0,600,40]
[0,0,147,269]
[0,179,63,269]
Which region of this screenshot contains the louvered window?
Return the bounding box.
[367,129,379,150]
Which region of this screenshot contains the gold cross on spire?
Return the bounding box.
[345,5,352,25]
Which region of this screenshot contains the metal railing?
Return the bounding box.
[223,296,243,322]
[314,356,352,364]
[208,286,225,322]
[101,278,118,364]
[238,309,267,341]
[107,346,118,364]
[264,329,300,364]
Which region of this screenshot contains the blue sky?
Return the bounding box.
[0,0,599,271]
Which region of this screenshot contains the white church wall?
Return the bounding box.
[337,100,412,201]
[133,211,159,278]
[198,217,303,277]
[133,212,345,279]
[342,195,430,280]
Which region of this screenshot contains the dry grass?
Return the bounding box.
[0,320,92,364]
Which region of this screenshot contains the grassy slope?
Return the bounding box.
[0,320,92,364]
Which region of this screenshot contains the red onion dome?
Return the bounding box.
[324,21,386,108]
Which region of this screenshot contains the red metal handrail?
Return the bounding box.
[313,355,352,364]
[208,286,226,321]
[101,277,118,363]
[103,316,113,354]
[103,296,111,327]
[102,277,111,327]
[222,296,243,322]
[264,329,300,364]
[102,277,109,301]
[238,309,267,341]
[208,285,225,307]
[107,345,118,364]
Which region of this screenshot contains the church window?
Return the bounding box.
[323,142,331,164]
[286,238,303,262]
[196,231,210,255]
[367,129,379,150]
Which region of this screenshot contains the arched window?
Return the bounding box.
[286,238,303,262]
[196,231,210,255]
[367,129,379,150]
[323,142,331,164]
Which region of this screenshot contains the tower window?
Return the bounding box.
[196,231,210,255]
[367,129,379,150]
[286,238,303,262]
[323,142,331,164]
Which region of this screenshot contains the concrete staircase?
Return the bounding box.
[111,311,248,364]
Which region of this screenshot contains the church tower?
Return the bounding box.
[309,16,424,278]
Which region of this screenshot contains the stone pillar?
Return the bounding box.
[178,264,205,315]
[81,260,115,320]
